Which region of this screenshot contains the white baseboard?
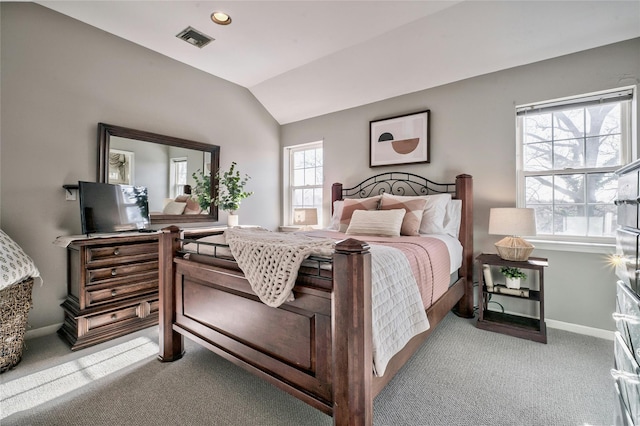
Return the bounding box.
[25,323,63,340]
[546,319,614,340]
[498,308,615,340]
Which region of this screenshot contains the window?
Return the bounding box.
[285,142,323,227]
[170,157,188,198]
[517,88,634,241]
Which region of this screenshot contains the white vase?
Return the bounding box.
[227,214,238,227]
[505,277,521,289]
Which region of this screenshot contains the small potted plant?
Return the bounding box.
[214,161,253,226]
[500,266,527,289]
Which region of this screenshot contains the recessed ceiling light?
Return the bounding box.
[211,11,232,25]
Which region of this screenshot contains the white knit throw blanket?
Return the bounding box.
[224,228,334,307]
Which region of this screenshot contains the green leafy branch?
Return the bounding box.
[214,162,253,214]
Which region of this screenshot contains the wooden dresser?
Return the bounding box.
[613,160,640,425]
[58,233,159,350]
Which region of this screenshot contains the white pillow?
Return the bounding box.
[0,230,40,291]
[328,200,344,230]
[345,209,405,237]
[420,194,452,234]
[444,199,462,238]
[162,201,187,215]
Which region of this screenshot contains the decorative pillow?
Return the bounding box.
[0,230,40,291]
[162,201,187,215]
[328,200,344,230]
[444,199,462,238]
[345,209,405,237]
[183,198,202,215]
[379,196,427,236]
[420,194,452,234]
[338,196,381,232]
[175,194,190,203]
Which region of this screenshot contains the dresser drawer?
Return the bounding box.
[617,170,639,229]
[617,229,640,295]
[87,260,158,285]
[615,281,640,365]
[614,381,635,426]
[613,332,640,425]
[85,298,159,332]
[86,242,158,266]
[86,277,158,307]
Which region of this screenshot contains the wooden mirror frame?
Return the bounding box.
[98,122,220,224]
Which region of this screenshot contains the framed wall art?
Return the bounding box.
[370,110,430,167]
[108,149,134,185]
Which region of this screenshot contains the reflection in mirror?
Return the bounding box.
[98,123,220,224]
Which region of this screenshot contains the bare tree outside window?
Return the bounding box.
[519,90,632,239]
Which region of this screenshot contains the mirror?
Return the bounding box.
[98,123,220,224]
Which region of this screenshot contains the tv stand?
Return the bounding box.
[58,233,159,350]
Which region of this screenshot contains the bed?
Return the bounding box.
[157,172,473,426]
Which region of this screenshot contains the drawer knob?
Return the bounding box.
[113,249,120,256]
[111,269,117,276]
[610,368,640,384]
[111,313,117,320]
[111,289,117,297]
[612,312,640,325]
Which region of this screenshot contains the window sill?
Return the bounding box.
[527,238,615,254]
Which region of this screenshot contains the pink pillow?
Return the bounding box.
[338,196,381,232]
[183,197,202,214]
[379,196,427,236]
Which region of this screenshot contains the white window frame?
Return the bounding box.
[516,87,636,251]
[170,157,188,199]
[283,141,323,227]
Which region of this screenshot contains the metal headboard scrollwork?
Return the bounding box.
[338,172,456,200]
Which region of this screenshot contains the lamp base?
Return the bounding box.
[495,236,534,261]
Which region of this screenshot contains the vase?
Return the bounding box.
[227,214,238,227]
[505,277,521,289]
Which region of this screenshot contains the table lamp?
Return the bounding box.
[293,208,318,231]
[488,207,537,261]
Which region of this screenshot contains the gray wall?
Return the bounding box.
[282,38,640,333]
[0,3,280,332]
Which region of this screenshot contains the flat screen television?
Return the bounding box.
[78,181,150,235]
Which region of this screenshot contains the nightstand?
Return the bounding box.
[475,253,548,343]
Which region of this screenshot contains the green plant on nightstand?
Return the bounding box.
[500,266,527,289]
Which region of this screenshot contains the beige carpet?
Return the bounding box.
[1,313,614,425]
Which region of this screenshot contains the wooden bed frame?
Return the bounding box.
[158,172,474,426]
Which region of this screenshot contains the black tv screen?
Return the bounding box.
[79,181,150,235]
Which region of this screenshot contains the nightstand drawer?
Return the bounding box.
[86,277,158,306]
[87,260,158,285]
[86,242,158,266]
[615,281,640,365]
[612,332,640,425]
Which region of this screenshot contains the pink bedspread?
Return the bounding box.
[304,231,451,309]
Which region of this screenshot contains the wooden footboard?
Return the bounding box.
[158,173,474,426]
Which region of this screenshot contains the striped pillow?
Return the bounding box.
[379,196,427,236]
[338,196,381,232]
[345,209,405,237]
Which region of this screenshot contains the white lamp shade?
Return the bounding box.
[488,208,537,237]
[293,208,318,226]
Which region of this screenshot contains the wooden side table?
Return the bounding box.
[476,253,548,343]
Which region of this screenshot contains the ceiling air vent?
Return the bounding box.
[176,27,214,48]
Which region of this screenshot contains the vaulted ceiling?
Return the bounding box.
[38,1,640,124]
